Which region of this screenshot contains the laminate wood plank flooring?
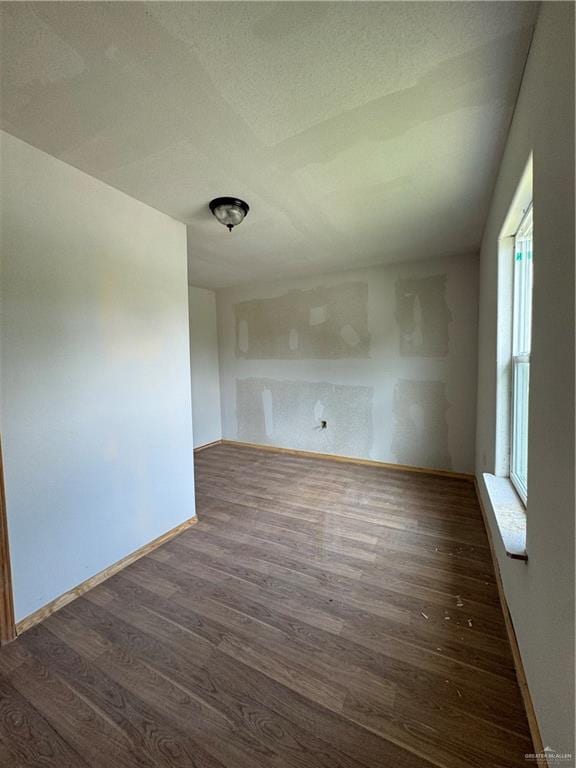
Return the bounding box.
[0,443,533,767]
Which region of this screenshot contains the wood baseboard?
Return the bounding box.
[219,439,474,482]
[15,516,198,636]
[194,439,223,453]
[0,437,16,645]
[474,478,546,767]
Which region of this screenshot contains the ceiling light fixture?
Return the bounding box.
[209,197,250,232]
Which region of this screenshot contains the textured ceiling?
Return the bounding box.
[0,2,538,289]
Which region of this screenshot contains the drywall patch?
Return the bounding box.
[238,319,249,353]
[262,388,274,437]
[236,378,373,457]
[395,275,452,357]
[288,328,299,350]
[340,324,360,347]
[391,379,451,469]
[309,305,328,326]
[235,282,370,359]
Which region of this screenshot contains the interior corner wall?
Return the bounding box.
[216,253,479,474]
[475,2,575,755]
[188,285,222,448]
[0,130,196,623]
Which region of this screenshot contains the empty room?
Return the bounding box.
[0,2,574,767]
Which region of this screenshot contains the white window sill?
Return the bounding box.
[482,473,528,561]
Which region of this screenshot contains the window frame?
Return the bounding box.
[509,203,533,505]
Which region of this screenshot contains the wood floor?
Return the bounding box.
[0,443,532,768]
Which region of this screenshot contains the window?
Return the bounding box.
[510,204,533,504]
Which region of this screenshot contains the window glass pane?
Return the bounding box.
[511,358,529,503]
[510,204,532,504]
[513,208,533,356]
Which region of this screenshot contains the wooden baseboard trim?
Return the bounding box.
[219,439,474,482]
[474,478,546,767]
[15,516,198,636]
[0,437,16,645]
[194,439,223,453]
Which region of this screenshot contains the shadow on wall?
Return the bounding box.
[235,282,370,359]
[236,377,374,457]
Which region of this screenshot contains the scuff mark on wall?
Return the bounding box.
[391,379,451,469]
[395,274,452,356]
[234,282,370,359]
[236,377,373,457]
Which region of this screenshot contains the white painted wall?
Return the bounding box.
[217,254,478,474]
[0,131,196,622]
[475,3,574,754]
[188,286,222,448]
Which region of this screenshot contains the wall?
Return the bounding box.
[188,286,222,448]
[475,3,575,756]
[0,131,196,622]
[217,253,478,474]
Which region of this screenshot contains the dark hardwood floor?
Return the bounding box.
[0,443,532,767]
